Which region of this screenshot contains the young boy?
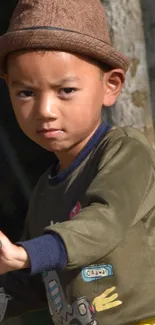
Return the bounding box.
[0,0,155,324]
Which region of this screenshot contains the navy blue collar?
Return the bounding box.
[49,122,111,185]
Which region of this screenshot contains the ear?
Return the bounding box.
[102,69,125,107]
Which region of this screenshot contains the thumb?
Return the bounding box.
[0,231,12,251]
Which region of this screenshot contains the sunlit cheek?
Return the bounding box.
[70,107,94,128]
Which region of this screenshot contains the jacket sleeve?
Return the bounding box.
[44,136,153,269]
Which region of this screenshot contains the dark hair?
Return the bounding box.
[83,55,112,73]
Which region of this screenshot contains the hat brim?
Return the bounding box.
[0,28,130,77]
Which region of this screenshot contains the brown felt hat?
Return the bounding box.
[0,0,130,77]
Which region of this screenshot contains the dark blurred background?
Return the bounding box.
[0,1,55,324]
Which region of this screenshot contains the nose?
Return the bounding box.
[35,93,58,120]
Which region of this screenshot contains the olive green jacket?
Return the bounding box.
[2,126,155,325]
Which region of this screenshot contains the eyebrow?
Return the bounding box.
[60,76,81,83]
[11,76,81,88]
[11,81,32,88]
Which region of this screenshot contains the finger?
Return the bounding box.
[101,293,119,305]
[102,300,123,311]
[99,286,116,299]
[92,287,116,305]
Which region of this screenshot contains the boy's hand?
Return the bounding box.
[0,231,30,274]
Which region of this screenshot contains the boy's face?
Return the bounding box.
[5,51,124,162]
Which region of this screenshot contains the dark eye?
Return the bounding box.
[58,88,76,96]
[16,90,34,98]
[63,88,75,94]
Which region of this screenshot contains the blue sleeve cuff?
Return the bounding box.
[17,234,67,275]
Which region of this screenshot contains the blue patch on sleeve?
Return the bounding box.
[82,264,113,282]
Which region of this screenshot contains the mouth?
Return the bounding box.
[36,128,64,139]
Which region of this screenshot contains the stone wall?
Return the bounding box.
[141,0,155,120]
[103,0,154,143]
